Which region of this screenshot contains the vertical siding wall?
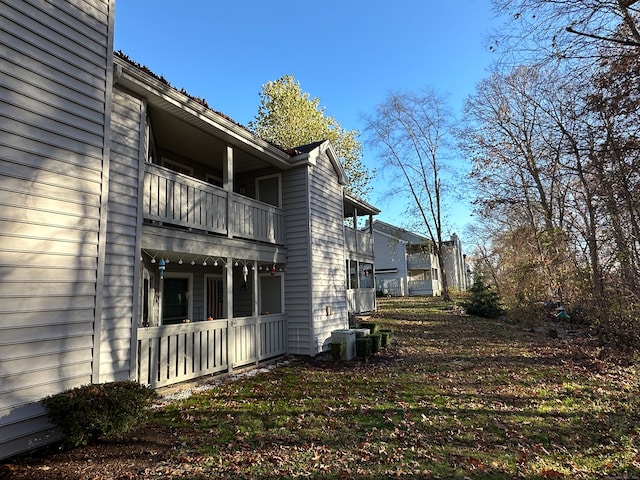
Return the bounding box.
[282,167,313,355]
[308,155,348,353]
[0,0,113,459]
[99,88,144,381]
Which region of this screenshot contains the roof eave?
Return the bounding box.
[113,57,292,168]
[344,191,381,215]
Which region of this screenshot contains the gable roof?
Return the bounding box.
[344,191,380,216]
[372,220,432,245]
[290,140,348,185]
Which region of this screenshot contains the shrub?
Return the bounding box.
[369,334,382,354]
[330,341,346,361]
[462,276,504,319]
[380,329,393,347]
[359,322,378,334]
[43,380,157,447]
[355,336,372,358]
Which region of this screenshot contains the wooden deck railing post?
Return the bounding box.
[225,257,234,371]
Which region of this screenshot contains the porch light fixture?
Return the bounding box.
[202,257,208,267]
[191,259,196,266]
[178,258,183,265]
[158,258,166,279]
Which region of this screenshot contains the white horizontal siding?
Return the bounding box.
[282,166,313,355]
[308,156,348,352]
[0,0,113,461]
[98,88,143,382]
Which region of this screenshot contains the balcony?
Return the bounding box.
[344,226,373,257]
[143,163,285,245]
[137,313,287,388]
[407,253,434,270]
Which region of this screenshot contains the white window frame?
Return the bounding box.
[255,173,282,207]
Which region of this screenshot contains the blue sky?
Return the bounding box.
[114,1,502,234]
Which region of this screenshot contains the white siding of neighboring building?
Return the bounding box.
[282,166,313,355]
[0,0,114,459]
[98,88,145,382]
[308,154,348,353]
[373,229,409,295]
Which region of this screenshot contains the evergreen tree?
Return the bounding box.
[463,275,504,319]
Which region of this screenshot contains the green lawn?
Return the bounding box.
[153,296,640,479]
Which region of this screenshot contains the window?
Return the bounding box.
[162,276,191,324]
[205,276,225,319]
[255,174,281,207]
[260,274,283,314]
[359,263,374,289]
[346,260,359,289]
[206,173,223,188]
[233,265,253,317]
[161,157,193,176]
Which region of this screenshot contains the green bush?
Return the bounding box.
[43,380,157,447]
[369,334,382,354]
[462,276,504,319]
[330,341,346,361]
[380,329,393,347]
[358,322,378,334]
[355,336,372,358]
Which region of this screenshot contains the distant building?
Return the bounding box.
[372,221,469,296]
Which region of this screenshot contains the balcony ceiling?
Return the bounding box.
[150,106,273,173]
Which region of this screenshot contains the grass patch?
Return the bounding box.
[143,297,640,477]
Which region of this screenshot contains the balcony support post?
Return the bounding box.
[224,145,234,239]
[225,257,234,371]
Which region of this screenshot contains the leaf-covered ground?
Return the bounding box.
[3,297,640,479]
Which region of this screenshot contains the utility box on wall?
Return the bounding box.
[331,329,356,361]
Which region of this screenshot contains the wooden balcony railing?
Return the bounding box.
[407,253,434,270]
[344,226,373,256]
[137,314,287,388]
[346,288,376,314]
[143,163,285,244]
[232,194,285,244]
[137,320,229,388]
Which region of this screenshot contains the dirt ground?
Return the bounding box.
[0,423,188,480]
